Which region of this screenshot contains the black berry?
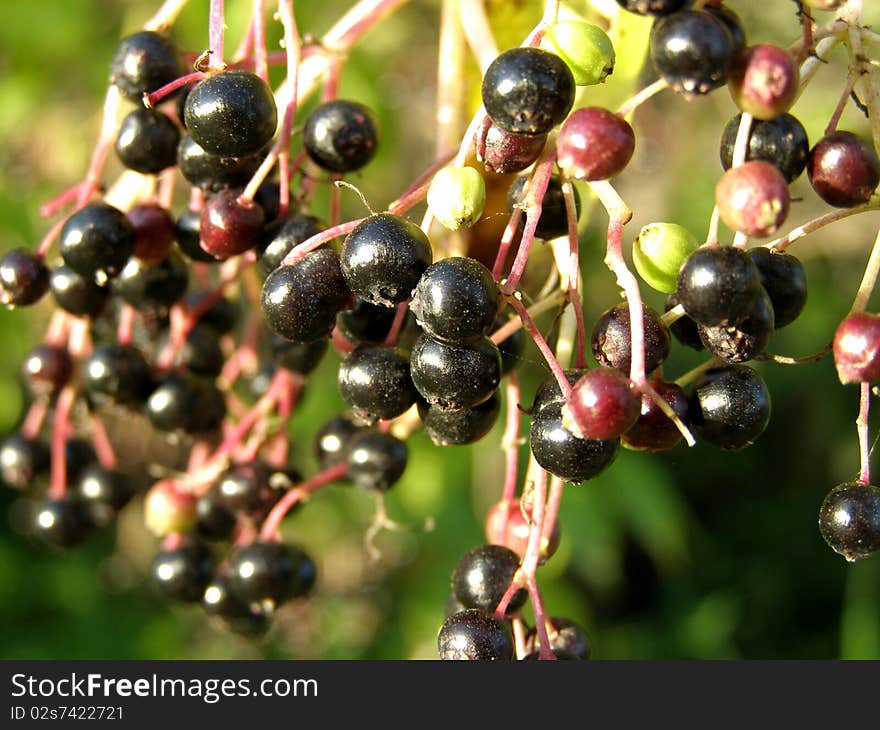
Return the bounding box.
[115,108,180,174]
[452,544,526,614]
[345,430,408,491]
[0,249,49,307]
[689,365,771,450]
[676,246,761,326]
[747,247,807,328]
[530,402,618,483]
[818,482,880,562]
[410,334,501,409]
[60,203,136,278]
[338,345,416,422]
[303,99,379,173]
[110,31,182,101]
[438,609,513,660]
[720,113,810,184]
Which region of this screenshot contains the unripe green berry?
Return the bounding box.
[428,166,486,231]
[632,222,698,293]
[144,481,197,537]
[540,20,615,87]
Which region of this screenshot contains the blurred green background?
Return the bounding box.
[2,0,880,659]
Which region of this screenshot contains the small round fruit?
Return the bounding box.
[615,0,687,15]
[427,166,486,230]
[438,609,514,660]
[716,160,789,238]
[833,312,880,384]
[532,369,588,414]
[507,174,581,241]
[649,9,736,95]
[0,435,49,489]
[410,257,498,343]
[621,379,689,452]
[476,124,547,174]
[228,541,315,606]
[261,249,351,342]
[31,499,93,549]
[110,31,182,100]
[689,365,771,450]
[556,107,635,181]
[83,343,153,406]
[530,402,618,483]
[314,415,363,470]
[340,214,433,307]
[720,113,810,184]
[196,490,237,541]
[337,346,416,422]
[115,108,180,174]
[200,189,265,260]
[485,499,561,561]
[410,334,501,409]
[143,481,197,537]
[336,297,398,345]
[60,203,136,278]
[665,293,704,351]
[128,203,176,263]
[747,247,807,328]
[302,99,379,173]
[676,246,761,326]
[807,131,880,208]
[563,367,641,440]
[259,214,325,274]
[177,134,264,192]
[150,543,213,602]
[49,265,108,317]
[418,391,501,446]
[818,482,880,561]
[184,70,278,157]
[481,47,575,136]
[452,544,526,614]
[698,286,775,363]
[591,304,670,375]
[0,248,49,307]
[525,617,592,659]
[272,336,328,375]
[75,466,134,526]
[22,344,73,398]
[345,430,408,491]
[632,222,698,294]
[115,253,189,312]
[541,20,614,86]
[728,44,799,120]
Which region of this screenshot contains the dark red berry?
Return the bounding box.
[0,248,49,307]
[833,312,880,384]
[716,160,789,238]
[476,123,547,174]
[115,108,180,174]
[556,107,635,181]
[689,365,771,450]
[452,544,526,615]
[728,44,799,120]
[438,609,514,660]
[564,367,641,440]
[621,379,689,452]
[184,70,278,157]
[481,47,575,136]
[303,99,379,173]
[818,482,880,562]
[128,203,176,263]
[199,189,265,260]
[591,303,670,375]
[807,131,880,208]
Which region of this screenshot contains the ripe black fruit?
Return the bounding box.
[110,31,182,101]
[530,402,618,483]
[150,543,213,602]
[438,609,513,660]
[689,365,771,450]
[302,99,379,173]
[698,286,775,363]
[177,134,264,192]
[0,435,49,489]
[60,203,136,278]
[418,391,501,446]
[227,541,315,605]
[818,482,880,561]
[410,334,501,409]
[452,544,526,614]
[0,249,49,307]
[345,430,408,491]
[591,304,670,375]
[676,247,761,326]
[747,247,807,328]
[338,346,416,422]
[115,108,180,174]
[115,254,189,311]
[720,113,809,184]
[83,343,153,406]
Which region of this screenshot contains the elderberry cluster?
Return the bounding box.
[1,0,880,660]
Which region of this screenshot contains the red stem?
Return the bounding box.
[382,302,410,347]
[259,462,348,540]
[500,373,521,506]
[858,381,871,484]
[561,179,586,368]
[144,71,205,108]
[49,386,77,500]
[251,0,268,82]
[208,0,226,67]
[90,413,118,470]
[508,296,572,402]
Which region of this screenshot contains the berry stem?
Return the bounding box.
[824,65,862,137]
[90,412,118,470]
[75,86,124,209]
[765,201,880,252]
[20,399,49,442]
[144,0,191,32]
[561,178,587,368]
[850,228,880,315]
[251,0,268,82]
[617,78,669,119]
[661,303,685,327]
[508,294,573,402]
[382,302,410,347]
[674,357,721,389]
[259,462,349,540]
[459,0,498,74]
[208,0,226,69]
[321,0,410,53]
[49,386,77,500]
[40,184,87,219]
[858,381,872,485]
[704,205,721,247]
[143,71,205,108]
[500,373,522,506]
[512,617,528,660]
[489,290,565,346]
[491,207,524,282]
[436,0,466,156]
[116,305,136,346]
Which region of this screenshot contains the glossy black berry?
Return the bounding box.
[529,402,618,483]
[261,249,352,342]
[196,490,237,542]
[115,253,188,311]
[525,617,592,659]
[213,463,272,514]
[689,365,771,450]
[22,344,73,398]
[177,133,264,191]
[615,0,687,15]
[200,189,265,260]
[531,369,588,414]
[340,214,433,307]
[303,99,379,173]
[818,482,880,561]
[452,544,526,614]
[146,373,224,434]
[481,47,575,136]
[410,257,498,344]
[591,304,670,375]
[621,378,689,452]
[0,248,49,307]
[258,213,325,274]
[338,346,416,422]
[676,247,761,327]
[180,326,224,377]
[75,466,134,526]
[174,209,215,263]
[649,10,736,95]
[315,415,363,470]
[115,108,180,174]
[507,174,581,241]
[0,435,49,489]
[203,573,251,617]
[110,31,182,101]
[720,113,809,184]
[150,542,213,603]
[410,334,501,409]
[748,247,807,328]
[272,336,328,375]
[807,131,880,208]
[83,343,153,407]
[228,541,315,605]
[60,203,136,278]
[418,390,501,446]
[345,430,408,491]
[698,286,775,363]
[184,70,278,157]
[31,498,94,549]
[665,293,703,351]
[704,5,746,57]
[336,297,399,345]
[438,609,514,660]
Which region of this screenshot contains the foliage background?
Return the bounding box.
[1,0,880,659]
